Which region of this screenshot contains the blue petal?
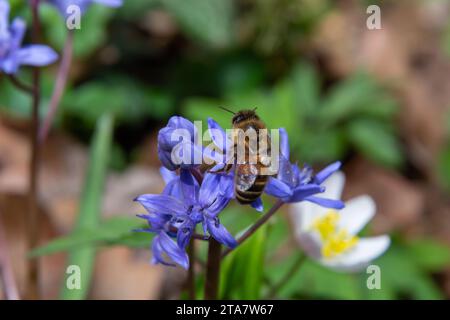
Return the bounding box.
[198,172,221,208]
[158,232,189,269]
[160,167,177,184]
[265,177,293,198]
[250,198,263,212]
[157,147,177,171]
[176,219,194,249]
[314,161,341,185]
[277,156,297,187]
[135,194,186,215]
[171,141,204,170]
[162,179,182,198]
[205,217,237,248]
[207,195,231,217]
[15,45,58,67]
[151,234,176,267]
[279,128,290,160]
[93,0,123,7]
[168,116,196,137]
[207,117,229,154]
[219,173,234,199]
[47,0,92,16]
[304,196,345,209]
[180,169,198,206]
[137,213,169,231]
[288,184,325,203]
[9,18,25,52]
[0,0,10,37]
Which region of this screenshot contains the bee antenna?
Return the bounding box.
[219,106,235,115]
[253,107,258,111]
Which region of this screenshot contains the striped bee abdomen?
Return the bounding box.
[234,164,268,204]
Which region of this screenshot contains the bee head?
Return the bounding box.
[232,109,259,125]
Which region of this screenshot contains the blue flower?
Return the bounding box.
[136,209,190,269]
[158,116,207,171]
[0,0,57,74]
[135,170,236,269]
[265,128,345,209]
[46,0,122,17]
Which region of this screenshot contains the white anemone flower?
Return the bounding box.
[290,171,390,272]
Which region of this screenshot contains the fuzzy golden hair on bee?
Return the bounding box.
[215,106,271,205]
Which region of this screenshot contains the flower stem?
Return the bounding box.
[27,0,42,300]
[266,253,306,298]
[186,240,196,299]
[204,238,221,300]
[221,199,284,259]
[7,75,33,94]
[39,30,74,144]
[0,213,20,300]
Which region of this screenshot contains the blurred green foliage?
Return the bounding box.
[159,0,234,47]
[184,63,402,167]
[438,111,450,192]
[60,113,113,299]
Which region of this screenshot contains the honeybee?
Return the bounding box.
[217,107,274,205]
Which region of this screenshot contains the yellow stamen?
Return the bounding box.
[312,210,359,259]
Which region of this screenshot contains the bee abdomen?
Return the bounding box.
[235,175,268,204]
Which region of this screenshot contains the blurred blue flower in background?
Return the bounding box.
[47,0,122,17]
[0,0,57,74]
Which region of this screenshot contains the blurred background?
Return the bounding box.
[1,0,450,299]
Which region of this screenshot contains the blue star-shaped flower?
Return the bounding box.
[0,0,58,74]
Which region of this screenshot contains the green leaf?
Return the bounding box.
[109,231,154,248]
[266,256,361,299]
[0,72,58,119]
[183,97,227,130]
[291,62,320,115]
[320,73,394,123]
[59,114,114,300]
[29,216,145,257]
[220,224,268,299]
[64,78,173,127]
[347,119,403,167]
[406,239,450,272]
[438,145,450,191]
[160,0,234,48]
[218,56,266,95]
[118,0,159,19]
[41,5,116,58]
[368,244,444,300]
[298,129,347,163]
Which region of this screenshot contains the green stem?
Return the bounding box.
[27,0,42,300]
[266,253,306,298]
[186,240,196,299]
[204,238,221,300]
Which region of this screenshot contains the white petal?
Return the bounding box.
[338,195,376,235]
[289,201,319,234]
[319,235,391,272]
[289,171,345,234]
[321,171,345,201]
[296,232,323,260]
